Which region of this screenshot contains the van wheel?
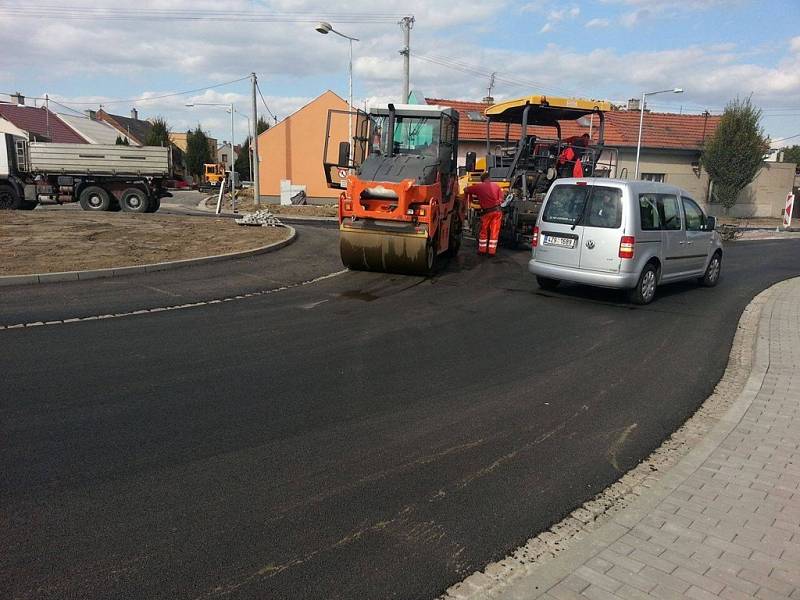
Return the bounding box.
[699,252,722,287]
[629,263,658,305]
[78,186,111,211]
[120,187,150,213]
[536,276,560,290]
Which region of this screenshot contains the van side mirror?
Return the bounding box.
[465,151,476,173]
[705,216,716,231]
[338,142,350,167]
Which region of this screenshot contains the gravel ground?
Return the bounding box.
[0,211,290,275]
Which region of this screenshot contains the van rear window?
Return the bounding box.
[542,185,623,229]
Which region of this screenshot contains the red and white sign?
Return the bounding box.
[785,193,795,228]
[338,168,348,181]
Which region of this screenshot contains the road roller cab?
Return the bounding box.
[323,103,465,274]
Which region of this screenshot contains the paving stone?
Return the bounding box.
[574,566,622,594]
[739,568,795,596]
[686,585,723,600]
[672,567,725,595]
[582,585,625,600]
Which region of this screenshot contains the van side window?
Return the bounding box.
[639,194,660,230]
[682,196,705,231]
[660,195,682,231]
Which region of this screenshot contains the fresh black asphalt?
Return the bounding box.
[2,232,800,600]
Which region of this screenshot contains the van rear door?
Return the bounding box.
[535,184,587,268]
[577,185,624,273]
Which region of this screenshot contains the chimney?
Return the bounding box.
[10,91,25,106]
[626,98,640,111]
[85,109,97,120]
[131,107,138,120]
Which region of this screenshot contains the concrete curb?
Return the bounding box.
[0,226,296,288]
[198,196,338,222]
[444,278,786,600]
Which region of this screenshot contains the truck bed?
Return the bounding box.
[26,143,170,177]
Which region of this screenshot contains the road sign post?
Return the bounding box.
[784,193,795,229]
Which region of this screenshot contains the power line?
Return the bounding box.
[0,4,405,23]
[32,75,252,107]
[772,133,800,143]
[255,82,277,122]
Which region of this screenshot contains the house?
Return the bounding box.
[0,94,86,143]
[256,90,349,202]
[428,97,794,218]
[58,111,131,144]
[217,142,240,170]
[96,108,154,145]
[169,132,218,157]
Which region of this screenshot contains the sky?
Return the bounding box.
[1,0,799,147]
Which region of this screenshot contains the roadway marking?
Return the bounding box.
[0,269,349,331]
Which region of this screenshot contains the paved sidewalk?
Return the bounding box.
[463,277,800,600]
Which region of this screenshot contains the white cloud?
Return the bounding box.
[791,37,800,53]
[539,22,553,33]
[585,18,610,28]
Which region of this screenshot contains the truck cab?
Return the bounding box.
[0,132,32,209]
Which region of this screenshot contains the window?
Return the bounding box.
[467,111,486,122]
[542,184,622,229]
[639,193,681,231]
[584,187,623,229]
[641,173,666,182]
[639,195,660,230]
[221,153,228,163]
[372,115,441,156]
[682,196,705,231]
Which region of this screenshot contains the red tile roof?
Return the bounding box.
[426,97,721,150]
[0,102,87,143]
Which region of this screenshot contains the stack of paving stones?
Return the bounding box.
[235,210,283,228]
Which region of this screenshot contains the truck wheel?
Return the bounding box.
[120,187,149,213]
[145,196,161,213]
[0,184,22,210]
[79,186,111,211]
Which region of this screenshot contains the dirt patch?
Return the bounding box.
[0,212,290,276]
[212,191,338,217]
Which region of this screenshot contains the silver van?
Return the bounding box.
[528,179,723,304]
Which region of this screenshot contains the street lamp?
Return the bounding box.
[635,88,683,179]
[232,108,253,186]
[316,21,358,166]
[186,101,237,211]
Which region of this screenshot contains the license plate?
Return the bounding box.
[543,235,576,249]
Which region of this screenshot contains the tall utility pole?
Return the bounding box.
[399,16,414,102]
[250,72,260,209]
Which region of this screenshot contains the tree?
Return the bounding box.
[145,116,171,147]
[701,96,770,213]
[781,145,800,166]
[233,117,270,180]
[185,126,212,183]
[115,135,129,145]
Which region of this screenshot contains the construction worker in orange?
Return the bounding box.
[464,172,504,256]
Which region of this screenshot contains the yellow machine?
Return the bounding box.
[462,94,614,247]
[203,163,225,187]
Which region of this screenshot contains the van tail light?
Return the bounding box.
[532,226,540,247]
[619,236,635,259]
